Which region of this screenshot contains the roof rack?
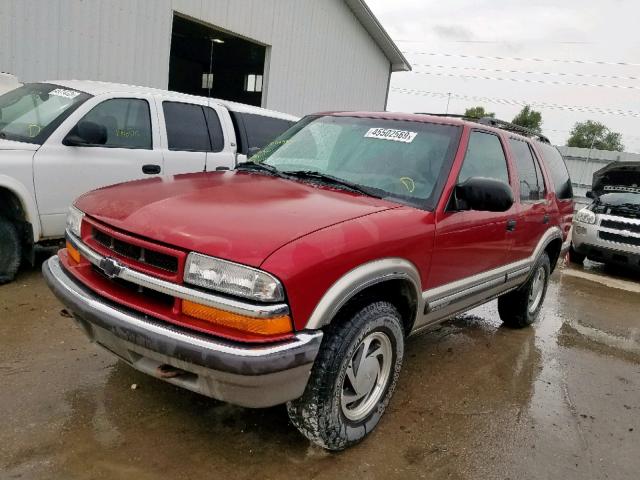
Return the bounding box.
[415,113,551,144]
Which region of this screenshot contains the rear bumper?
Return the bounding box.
[43,256,323,407]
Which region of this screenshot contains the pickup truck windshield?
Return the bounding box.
[253,115,462,209]
[0,83,91,145]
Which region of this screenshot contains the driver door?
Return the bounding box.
[33,95,163,238]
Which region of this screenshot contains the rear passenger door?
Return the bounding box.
[158,100,235,176]
[508,138,550,262]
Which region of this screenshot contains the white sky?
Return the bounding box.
[367,0,640,152]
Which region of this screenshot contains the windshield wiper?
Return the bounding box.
[283,170,381,198]
[236,162,283,176]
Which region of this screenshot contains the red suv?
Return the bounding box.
[44,112,574,450]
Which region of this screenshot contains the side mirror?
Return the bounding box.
[586,190,595,199]
[63,121,107,147]
[247,146,261,159]
[453,177,514,212]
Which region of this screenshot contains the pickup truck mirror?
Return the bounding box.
[586,190,595,199]
[63,121,107,147]
[453,177,514,212]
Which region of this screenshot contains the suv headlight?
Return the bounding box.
[66,206,85,237]
[184,253,285,302]
[574,208,596,225]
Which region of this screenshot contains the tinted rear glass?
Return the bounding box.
[163,102,211,152]
[243,113,295,151]
[537,143,573,199]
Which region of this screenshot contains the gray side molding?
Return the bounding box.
[304,258,422,330]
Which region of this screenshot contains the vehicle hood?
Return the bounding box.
[75,171,399,267]
[0,138,39,151]
[592,161,640,195]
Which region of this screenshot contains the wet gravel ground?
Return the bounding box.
[1,259,639,480]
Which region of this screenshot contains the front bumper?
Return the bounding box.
[43,256,323,407]
[573,215,640,269]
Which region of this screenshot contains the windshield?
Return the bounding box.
[0,83,91,144]
[252,115,462,209]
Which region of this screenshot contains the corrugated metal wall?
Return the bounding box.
[0,0,391,116]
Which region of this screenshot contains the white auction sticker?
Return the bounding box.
[49,88,80,99]
[365,127,417,143]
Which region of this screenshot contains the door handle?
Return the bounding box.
[543,214,550,224]
[506,219,517,232]
[142,164,161,175]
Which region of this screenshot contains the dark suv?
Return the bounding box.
[45,113,574,450]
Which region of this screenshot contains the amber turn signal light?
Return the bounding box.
[182,300,292,336]
[66,241,81,264]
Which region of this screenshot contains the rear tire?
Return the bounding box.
[0,217,22,284]
[569,244,586,265]
[498,252,550,328]
[287,301,404,451]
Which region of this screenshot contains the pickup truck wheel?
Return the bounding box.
[286,301,404,451]
[498,252,550,328]
[569,245,586,265]
[0,217,22,284]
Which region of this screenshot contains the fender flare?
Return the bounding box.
[0,175,41,241]
[304,258,423,330]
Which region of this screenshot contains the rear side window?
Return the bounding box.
[78,98,152,149]
[537,143,573,199]
[203,107,224,152]
[242,113,295,151]
[163,102,211,152]
[509,138,545,201]
[459,131,510,185]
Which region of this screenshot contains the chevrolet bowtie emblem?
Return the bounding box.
[99,257,123,279]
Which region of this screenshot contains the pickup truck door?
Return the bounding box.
[426,130,516,290]
[33,94,163,238]
[157,99,235,176]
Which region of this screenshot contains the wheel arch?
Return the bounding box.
[0,176,41,242]
[304,258,423,334]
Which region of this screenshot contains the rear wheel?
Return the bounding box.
[0,217,22,284]
[498,252,550,328]
[287,301,404,451]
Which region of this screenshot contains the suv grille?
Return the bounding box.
[600,219,640,234]
[93,228,179,273]
[598,231,640,247]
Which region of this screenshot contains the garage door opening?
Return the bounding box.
[169,14,267,106]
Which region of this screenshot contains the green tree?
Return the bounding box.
[511,105,542,133]
[464,106,495,119]
[566,120,624,151]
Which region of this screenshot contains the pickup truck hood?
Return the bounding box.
[0,138,39,151]
[75,171,399,267]
[592,161,640,194]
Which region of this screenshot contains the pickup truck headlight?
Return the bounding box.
[184,253,285,302]
[66,206,85,237]
[574,208,596,225]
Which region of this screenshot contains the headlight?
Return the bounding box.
[184,253,285,302]
[574,208,596,225]
[66,206,85,237]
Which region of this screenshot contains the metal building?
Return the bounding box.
[0,0,410,116]
[558,146,640,208]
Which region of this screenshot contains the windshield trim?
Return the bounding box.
[0,83,93,145]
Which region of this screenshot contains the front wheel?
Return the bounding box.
[0,217,22,284]
[569,244,586,265]
[287,301,405,451]
[498,252,551,328]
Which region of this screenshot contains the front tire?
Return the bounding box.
[0,217,22,284]
[498,252,550,328]
[287,301,404,451]
[569,244,586,265]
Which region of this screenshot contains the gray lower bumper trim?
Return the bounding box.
[43,256,322,378]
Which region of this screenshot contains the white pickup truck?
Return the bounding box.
[0,80,298,283]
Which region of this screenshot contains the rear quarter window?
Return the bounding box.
[536,143,573,199]
[242,113,295,151]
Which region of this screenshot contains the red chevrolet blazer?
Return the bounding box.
[44,112,574,450]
